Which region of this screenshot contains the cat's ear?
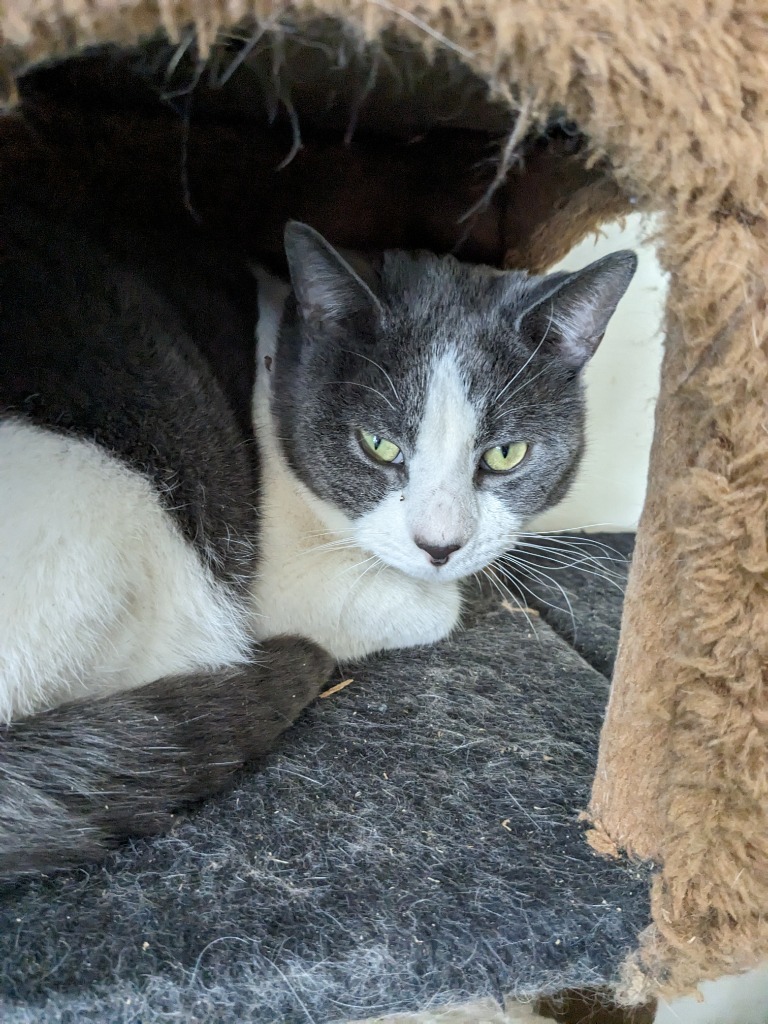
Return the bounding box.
[516,250,638,369]
[284,221,381,326]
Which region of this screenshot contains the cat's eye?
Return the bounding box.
[358,430,404,465]
[481,442,529,473]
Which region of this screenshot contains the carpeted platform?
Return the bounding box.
[0,535,650,1024]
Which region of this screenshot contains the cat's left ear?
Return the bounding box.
[516,250,638,369]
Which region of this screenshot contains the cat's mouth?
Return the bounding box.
[367,543,485,585]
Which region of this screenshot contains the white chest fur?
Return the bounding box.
[251,272,462,662]
[252,440,462,662]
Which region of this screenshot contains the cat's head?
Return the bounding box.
[269,222,636,583]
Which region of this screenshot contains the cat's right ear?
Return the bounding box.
[284,222,381,326]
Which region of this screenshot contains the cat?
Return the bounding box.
[0,206,635,878]
[251,223,636,658]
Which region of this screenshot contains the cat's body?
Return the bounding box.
[0,209,332,875]
[0,206,636,877]
[0,210,266,722]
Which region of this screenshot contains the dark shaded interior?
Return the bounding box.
[2,22,629,276]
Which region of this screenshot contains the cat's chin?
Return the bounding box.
[368,551,475,585]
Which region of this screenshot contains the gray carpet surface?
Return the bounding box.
[520,532,635,678]
[0,535,650,1024]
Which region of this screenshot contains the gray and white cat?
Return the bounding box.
[0,207,635,876]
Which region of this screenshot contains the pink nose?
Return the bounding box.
[414,538,462,567]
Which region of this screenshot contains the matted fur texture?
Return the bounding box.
[0,552,650,1023]
[2,0,767,1000]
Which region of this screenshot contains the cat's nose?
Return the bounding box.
[414,538,463,567]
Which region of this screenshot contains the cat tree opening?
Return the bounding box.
[1,21,631,280]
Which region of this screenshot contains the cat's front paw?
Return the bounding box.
[257,635,334,714]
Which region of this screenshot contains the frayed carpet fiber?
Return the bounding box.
[0,534,650,1023]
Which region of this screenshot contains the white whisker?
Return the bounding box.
[507,552,625,592]
[331,554,379,582]
[341,349,401,405]
[495,364,552,415]
[514,544,628,570]
[300,526,358,539]
[329,380,396,411]
[295,538,361,558]
[497,556,577,635]
[517,524,623,538]
[511,542,626,584]
[337,555,386,621]
[512,531,630,575]
[481,566,540,640]
[492,310,554,405]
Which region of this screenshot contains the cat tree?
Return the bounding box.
[1,0,766,1019]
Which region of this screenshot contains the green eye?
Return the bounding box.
[481,442,529,473]
[359,430,403,465]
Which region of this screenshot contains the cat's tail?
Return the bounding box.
[0,637,333,879]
